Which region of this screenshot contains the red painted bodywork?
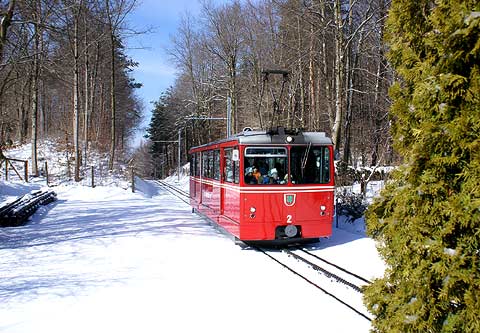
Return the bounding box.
[189,140,334,242]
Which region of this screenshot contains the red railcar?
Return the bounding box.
[189,128,334,244]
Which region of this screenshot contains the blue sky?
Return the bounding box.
[127,1,202,107]
[127,0,227,139]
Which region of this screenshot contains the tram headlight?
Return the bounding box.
[249,207,256,219]
[320,205,326,216]
[285,136,294,143]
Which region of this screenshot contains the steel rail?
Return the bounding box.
[298,248,372,284]
[154,180,190,205]
[284,249,365,293]
[254,246,372,322]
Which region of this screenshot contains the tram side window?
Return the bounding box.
[189,155,194,176]
[195,153,200,176]
[202,152,209,178]
[224,149,234,183]
[233,147,239,184]
[208,151,214,178]
[213,150,220,180]
[290,146,331,184]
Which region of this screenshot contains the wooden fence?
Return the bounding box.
[1,156,131,189]
[0,158,29,182]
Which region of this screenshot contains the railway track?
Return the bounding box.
[153,179,372,321]
[286,247,371,292]
[255,246,372,321]
[154,180,190,205]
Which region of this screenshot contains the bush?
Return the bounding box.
[364,0,480,331]
[335,160,391,187]
[336,191,367,223]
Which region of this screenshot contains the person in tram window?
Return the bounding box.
[269,168,280,184]
[259,171,269,184]
[245,167,257,184]
[252,166,261,182]
[256,161,269,184]
[258,161,268,175]
[274,162,285,179]
[269,168,287,184]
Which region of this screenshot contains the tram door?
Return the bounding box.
[221,148,238,217]
[220,149,229,215]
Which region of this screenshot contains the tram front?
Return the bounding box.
[240,131,334,243]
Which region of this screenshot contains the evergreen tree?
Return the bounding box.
[364,0,480,332]
[145,90,177,178]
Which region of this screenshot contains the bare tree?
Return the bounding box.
[103,0,137,170]
[201,0,244,134]
[30,0,42,177]
[0,0,143,179]
[73,1,82,181]
[0,0,15,64]
[161,0,394,169]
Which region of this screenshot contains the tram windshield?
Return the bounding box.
[244,147,288,185]
[290,146,330,184]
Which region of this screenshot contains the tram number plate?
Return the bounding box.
[286,215,293,224]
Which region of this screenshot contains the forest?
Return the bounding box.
[0,0,143,181]
[2,1,479,331]
[1,0,393,180]
[144,0,394,178]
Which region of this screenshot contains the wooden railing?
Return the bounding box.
[0,158,29,182]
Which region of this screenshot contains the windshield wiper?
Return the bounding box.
[300,142,312,177]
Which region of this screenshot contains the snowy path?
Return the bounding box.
[0,183,382,332]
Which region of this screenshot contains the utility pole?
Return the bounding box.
[227,96,232,137]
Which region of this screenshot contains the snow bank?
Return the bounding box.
[0,179,384,333]
[133,175,158,197]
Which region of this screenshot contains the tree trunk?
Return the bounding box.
[308,25,316,129]
[107,0,116,170]
[31,4,40,177]
[228,56,237,134]
[343,42,360,165]
[319,1,333,131]
[73,5,80,182]
[343,4,362,166]
[370,0,387,166]
[18,73,29,143]
[83,11,89,167]
[331,0,345,154]
[296,16,305,128]
[0,0,15,63]
[89,41,100,146]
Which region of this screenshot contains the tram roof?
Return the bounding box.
[190,128,333,151]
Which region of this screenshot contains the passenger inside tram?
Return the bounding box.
[244,147,289,185]
[244,167,257,184]
[252,166,261,182]
[243,145,330,185]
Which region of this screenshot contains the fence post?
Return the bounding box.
[335,196,339,229]
[67,158,71,180]
[91,166,95,188]
[45,161,49,186]
[131,167,135,193]
[5,159,8,181]
[24,160,29,182]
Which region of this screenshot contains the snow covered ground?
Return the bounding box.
[0,176,385,333]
